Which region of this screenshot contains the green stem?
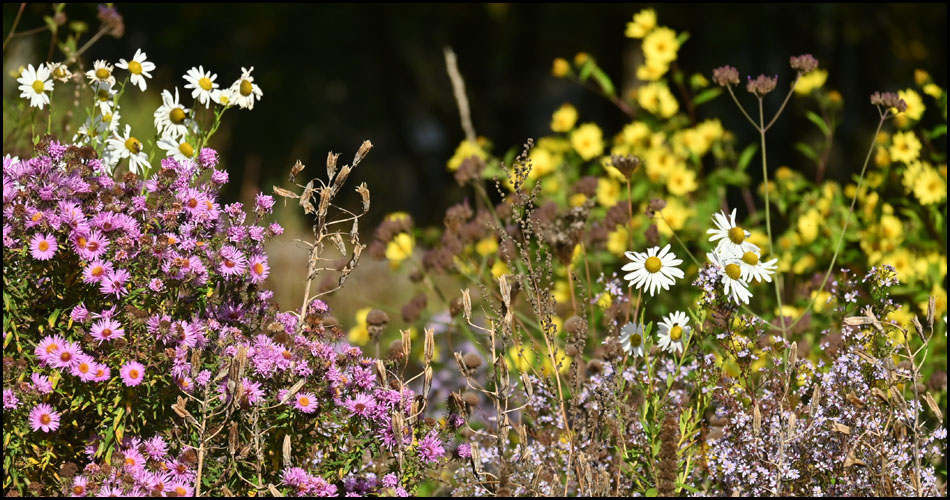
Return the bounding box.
[758,97,787,336]
[726,86,760,132]
[2,3,26,51]
[763,74,801,132]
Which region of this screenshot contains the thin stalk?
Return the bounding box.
[758,97,787,336]
[2,3,26,51]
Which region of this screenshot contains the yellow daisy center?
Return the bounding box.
[728,226,745,244]
[53,67,68,79]
[670,325,683,341]
[170,107,186,124]
[644,256,663,273]
[125,137,142,154]
[38,241,49,252]
[78,362,91,373]
[45,343,60,354]
[125,457,136,466]
[97,89,111,101]
[178,142,194,158]
[32,80,45,93]
[240,79,253,96]
[103,113,114,123]
[128,60,143,75]
[77,235,87,247]
[725,263,742,280]
[630,333,643,347]
[742,251,759,266]
[95,68,110,80]
[199,77,213,91]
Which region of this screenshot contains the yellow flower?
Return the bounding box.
[550,103,578,133]
[912,165,947,205]
[527,147,558,180]
[655,198,693,237]
[447,140,488,171]
[552,57,570,78]
[625,8,657,38]
[874,146,890,167]
[606,226,628,256]
[541,347,572,376]
[895,88,925,123]
[884,249,916,283]
[596,291,612,309]
[491,259,510,278]
[570,123,604,160]
[641,27,680,64]
[914,69,930,85]
[475,236,498,256]
[923,83,942,99]
[508,345,536,372]
[618,121,651,146]
[636,57,669,81]
[748,230,769,250]
[537,136,571,154]
[888,131,921,164]
[878,214,904,245]
[797,208,822,244]
[810,289,834,313]
[886,304,914,332]
[574,52,590,66]
[637,82,679,118]
[666,165,698,196]
[919,284,947,317]
[596,177,621,206]
[794,69,828,95]
[569,193,588,207]
[792,254,816,274]
[902,160,924,192]
[385,211,411,222]
[385,232,414,267]
[347,307,372,345]
[643,147,683,183]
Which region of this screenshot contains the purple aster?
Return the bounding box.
[29,232,57,260]
[29,403,61,432]
[248,254,270,284]
[99,268,130,297]
[120,361,145,387]
[82,258,114,284]
[255,193,275,214]
[417,430,445,463]
[70,303,90,323]
[294,392,318,413]
[3,388,19,410]
[31,373,53,394]
[90,318,125,343]
[343,392,377,418]
[218,245,247,276]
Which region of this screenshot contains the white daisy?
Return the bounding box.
[211,87,236,107]
[658,311,691,354]
[229,66,263,110]
[153,88,194,139]
[158,135,196,163]
[707,209,759,258]
[17,64,54,110]
[45,62,73,83]
[93,105,122,135]
[619,322,645,357]
[106,125,149,175]
[116,49,155,92]
[622,244,684,296]
[737,249,778,283]
[183,66,219,108]
[91,81,117,115]
[86,60,116,87]
[72,118,96,144]
[707,251,753,305]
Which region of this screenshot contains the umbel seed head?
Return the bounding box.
[870,91,908,113]
[712,65,740,87]
[746,74,778,97]
[789,54,819,74]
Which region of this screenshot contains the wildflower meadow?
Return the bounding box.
[2,4,946,497]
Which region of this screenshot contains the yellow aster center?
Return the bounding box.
[101,328,112,338]
[170,107,186,124]
[253,262,264,275]
[125,137,142,154]
[72,485,85,495]
[644,256,663,273]
[199,76,213,91]
[128,369,139,379]
[728,226,745,244]
[167,236,177,245]
[40,414,51,425]
[91,266,104,277]
[742,251,759,266]
[299,396,310,407]
[240,79,253,96]
[31,212,43,222]
[175,487,187,496]
[725,263,742,280]
[125,457,135,466]
[178,142,194,157]
[46,343,60,354]
[32,80,45,93]
[97,89,111,101]
[670,325,683,341]
[77,236,87,247]
[630,333,643,347]
[38,241,49,252]
[128,60,143,75]
[79,362,91,373]
[95,68,110,80]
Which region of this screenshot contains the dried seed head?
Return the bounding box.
[449,296,464,317]
[326,152,340,180]
[354,140,373,167]
[712,65,740,87]
[746,74,778,97]
[645,198,667,218]
[609,154,641,177]
[356,182,371,214]
[789,54,819,74]
[462,352,483,370]
[366,309,389,328]
[870,91,907,112]
[565,316,587,337]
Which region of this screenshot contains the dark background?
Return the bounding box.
[3,3,947,229]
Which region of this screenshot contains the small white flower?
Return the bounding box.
[737,249,778,283]
[153,88,194,139]
[707,209,759,258]
[619,322,645,357]
[17,64,54,110]
[229,66,263,110]
[622,244,684,296]
[45,62,73,83]
[707,251,753,305]
[106,125,149,175]
[91,81,118,115]
[211,87,235,106]
[86,60,116,87]
[183,66,219,108]
[658,311,691,354]
[116,49,155,92]
[158,134,196,163]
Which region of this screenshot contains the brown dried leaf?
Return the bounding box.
[273,185,299,199]
[832,422,851,435]
[924,392,943,422]
[289,160,305,182]
[844,448,865,468]
[282,435,292,467]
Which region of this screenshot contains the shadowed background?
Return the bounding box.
[3,3,946,318]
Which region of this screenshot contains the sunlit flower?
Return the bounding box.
[230,66,263,110]
[17,64,54,109]
[889,131,921,164]
[106,124,149,175]
[550,103,578,132]
[625,8,657,39]
[707,250,752,305]
[294,392,318,413]
[622,244,684,296]
[657,311,690,354]
[183,65,219,107]
[30,232,57,260]
[642,27,680,64]
[158,135,196,162]
[618,322,645,357]
[29,403,61,432]
[116,49,155,91]
[385,233,414,267]
[571,123,605,161]
[120,360,145,387]
[154,88,193,139]
[912,164,946,205]
[707,209,759,258]
[85,60,116,87]
[736,249,778,283]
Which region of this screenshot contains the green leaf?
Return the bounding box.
[805,111,830,136]
[591,67,616,97]
[795,142,819,161]
[737,143,759,172]
[675,31,691,46]
[927,123,947,140]
[48,309,62,329]
[578,61,594,82]
[693,88,722,106]
[645,487,659,497]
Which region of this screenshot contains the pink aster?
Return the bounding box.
[82,259,114,284]
[343,392,377,418]
[70,353,98,382]
[50,340,81,370]
[99,268,130,297]
[92,363,111,382]
[294,392,318,413]
[90,318,125,343]
[120,361,145,387]
[34,335,65,366]
[417,430,445,463]
[76,229,109,260]
[218,245,247,277]
[29,232,57,260]
[31,373,53,394]
[29,403,61,432]
[248,254,270,284]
